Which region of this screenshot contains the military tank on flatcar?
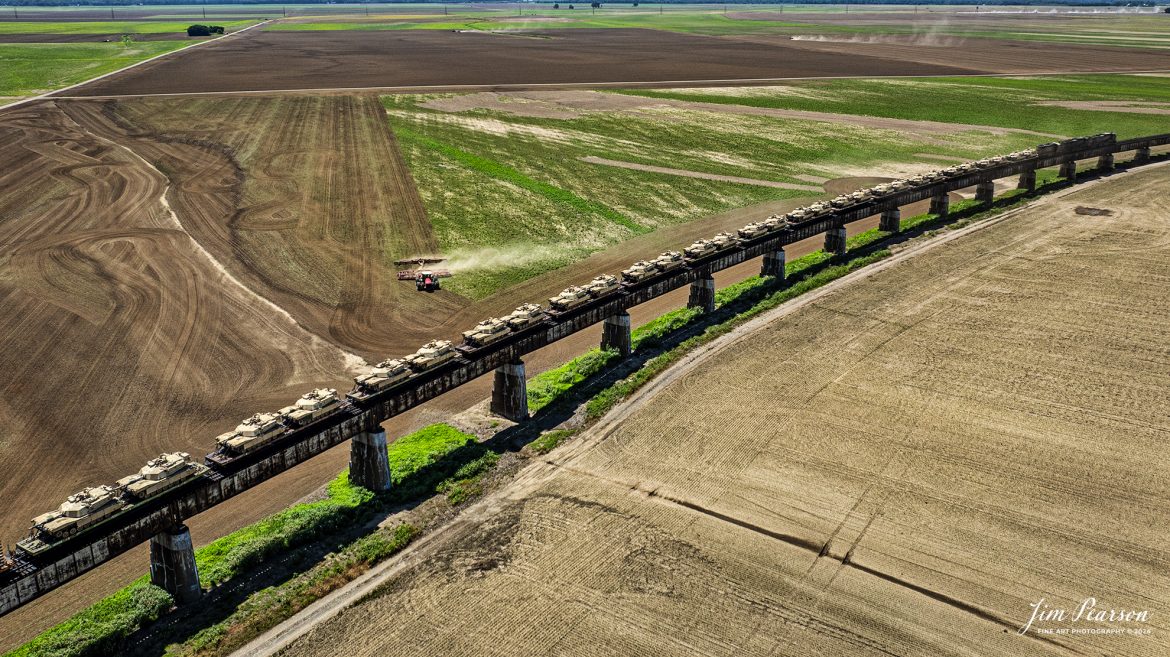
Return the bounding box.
[549,285,591,311]
[504,303,545,329]
[279,388,342,427]
[22,485,125,547]
[621,260,659,283]
[404,340,458,372]
[215,412,286,456]
[738,222,769,239]
[116,452,207,500]
[652,251,684,272]
[585,274,620,298]
[350,359,412,401]
[462,317,512,347]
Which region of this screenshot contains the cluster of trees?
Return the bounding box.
[186,24,225,36]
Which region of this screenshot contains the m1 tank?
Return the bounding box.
[462,317,512,347]
[652,251,684,272]
[216,412,287,456]
[621,260,659,283]
[762,213,787,230]
[26,485,125,542]
[829,194,853,209]
[404,340,457,372]
[738,222,769,239]
[585,274,620,298]
[549,286,591,311]
[279,388,342,426]
[787,207,813,223]
[684,239,716,259]
[351,358,412,400]
[117,452,207,500]
[505,303,545,329]
[805,201,834,218]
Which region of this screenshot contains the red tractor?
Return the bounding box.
[416,270,441,292]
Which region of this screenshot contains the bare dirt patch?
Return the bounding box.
[274,165,1170,657]
[1036,100,1170,115]
[581,155,822,190]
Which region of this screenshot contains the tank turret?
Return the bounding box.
[404,340,457,372]
[117,452,206,500]
[462,317,512,347]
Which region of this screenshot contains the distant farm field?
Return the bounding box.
[0,41,186,99]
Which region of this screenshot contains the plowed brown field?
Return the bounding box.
[55,27,1170,99]
[275,165,1170,657]
[0,99,361,548]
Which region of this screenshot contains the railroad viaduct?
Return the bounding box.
[2,133,1167,617]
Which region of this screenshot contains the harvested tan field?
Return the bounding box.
[276,166,1170,657]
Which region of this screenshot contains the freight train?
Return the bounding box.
[12,135,1118,560]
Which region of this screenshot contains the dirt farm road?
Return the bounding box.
[242,164,1170,657]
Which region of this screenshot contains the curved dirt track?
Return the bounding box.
[268,165,1170,657]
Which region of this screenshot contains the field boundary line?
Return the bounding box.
[231,162,1169,657]
[0,20,269,114]
[43,68,1170,102]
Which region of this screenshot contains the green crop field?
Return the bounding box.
[625,75,1170,140]
[383,90,1038,299]
[0,41,188,100]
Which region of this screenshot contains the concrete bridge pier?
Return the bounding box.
[761,248,786,281]
[1059,160,1077,180]
[879,207,901,233]
[1018,168,1037,193]
[688,274,716,313]
[824,226,847,257]
[975,181,995,205]
[491,360,529,422]
[1098,153,1115,171]
[150,524,201,605]
[601,311,632,357]
[350,429,391,491]
[1136,146,1151,163]
[929,193,949,217]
